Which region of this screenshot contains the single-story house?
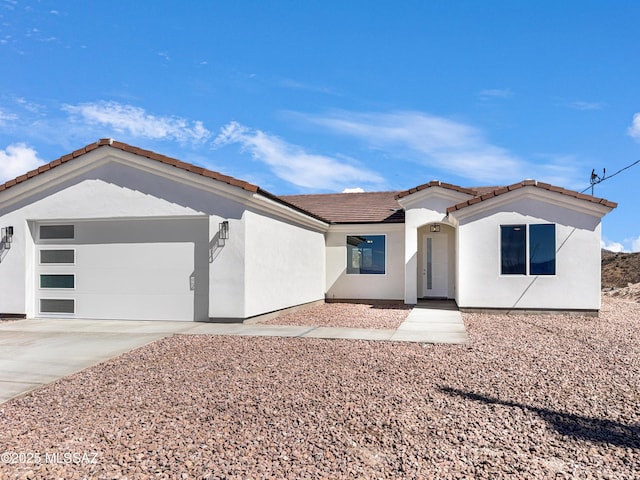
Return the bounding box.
[0,139,616,321]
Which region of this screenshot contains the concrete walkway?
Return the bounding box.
[0,303,467,403]
[391,300,469,343]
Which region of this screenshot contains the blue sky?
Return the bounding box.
[1,1,639,251]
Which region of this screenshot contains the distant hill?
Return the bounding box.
[601,250,640,288]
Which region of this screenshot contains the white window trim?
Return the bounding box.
[345,233,388,276]
[498,224,557,277]
[38,248,76,266]
[39,273,76,290]
[38,224,75,243]
[39,298,76,315]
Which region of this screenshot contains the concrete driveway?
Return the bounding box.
[0,318,202,404]
[0,306,467,403]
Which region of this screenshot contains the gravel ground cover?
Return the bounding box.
[260,302,412,329]
[0,297,638,479]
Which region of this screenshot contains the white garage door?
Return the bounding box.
[35,218,208,321]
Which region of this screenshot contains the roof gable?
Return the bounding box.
[0,138,262,195]
[447,179,617,214]
[395,180,478,199]
[0,140,617,225]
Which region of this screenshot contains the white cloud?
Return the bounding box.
[0,143,45,182]
[0,109,18,125]
[214,121,384,191]
[628,113,640,141]
[297,110,585,186]
[568,101,604,111]
[279,78,336,95]
[627,235,640,253]
[342,187,365,193]
[300,110,531,184]
[478,89,514,100]
[63,101,211,144]
[601,239,626,253]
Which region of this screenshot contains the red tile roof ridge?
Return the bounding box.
[395,180,478,199]
[446,179,617,213]
[0,139,330,223]
[0,142,618,220]
[0,138,264,195]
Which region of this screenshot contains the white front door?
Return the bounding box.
[422,234,448,298]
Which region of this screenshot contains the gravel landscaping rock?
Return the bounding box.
[260,302,411,329]
[1,296,638,479]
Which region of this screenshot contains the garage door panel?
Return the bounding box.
[74,243,195,320]
[79,243,192,268]
[73,294,194,321]
[35,218,208,322]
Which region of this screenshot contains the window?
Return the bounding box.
[40,299,75,314]
[40,274,75,289]
[347,235,385,274]
[500,225,526,274]
[500,224,556,276]
[40,224,74,240]
[530,224,556,275]
[40,249,75,264]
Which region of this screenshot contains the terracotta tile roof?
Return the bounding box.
[395,180,478,199]
[0,138,262,195]
[446,179,618,213]
[0,140,617,224]
[281,191,405,224]
[0,138,330,222]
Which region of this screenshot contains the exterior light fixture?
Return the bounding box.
[1,226,13,248]
[219,221,229,240]
[430,224,440,233]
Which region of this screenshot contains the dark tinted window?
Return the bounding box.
[347,235,386,274]
[530,224,556,275]
[501,225,526,275]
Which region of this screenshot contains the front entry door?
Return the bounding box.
[422,234,448,298]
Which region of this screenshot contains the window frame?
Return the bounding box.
[39,273,76,290]
[39,298,76,315]
[499,223,556,277]
[346,234,387,275]
[38,224,75,242]
[39,249,76,265]
[500,224,527,275]
[529,224,556,276]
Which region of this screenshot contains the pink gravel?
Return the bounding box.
[260,302,412,329]
[0,296,638,479]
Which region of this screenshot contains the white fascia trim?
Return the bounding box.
[449,187,614,222]
[328,223,405,233]
[245,194,329,232]
[396,187,473,209]
[31,214,209,224]
[106,150,329,231]
[0,147,328,232]
[0,150,111,211]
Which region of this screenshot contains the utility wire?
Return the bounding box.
[581,158,640,194]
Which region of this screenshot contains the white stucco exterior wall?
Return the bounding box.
[398,188,473,304]
[207,215,246,319]
[325,224,405,301]
[454,195,608,311]
[0,178,209,317]
[0,148,329,320]
[243,210,326,318]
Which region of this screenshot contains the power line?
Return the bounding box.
[582,158,640,195]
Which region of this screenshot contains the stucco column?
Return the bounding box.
[404,220,418,305]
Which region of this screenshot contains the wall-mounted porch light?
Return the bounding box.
[1,226,13,249]
[219,221,229,240]
[429,224,440,233]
